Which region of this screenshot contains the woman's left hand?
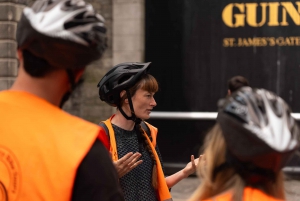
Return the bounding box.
[183,155,199,176]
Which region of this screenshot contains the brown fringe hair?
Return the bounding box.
[121,73,159,189]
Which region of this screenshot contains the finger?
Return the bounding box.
[117,152,133,164]
[194,158,199,166]
[129,152,142,161]
[129,160,143,169]
[191,155,195,162]
[191,155,197,168]
[125,153,141,166]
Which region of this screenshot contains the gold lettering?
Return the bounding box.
[268,37,276,46]
[223,38,236,47]
[258,37,268,46]
[281,2,300,26]
[285,37,292,45]
[295,37,300,45]
[237,38,243,46]
[246,3,267,27]
[276,37,285,46]
[268,2,280,26]
[222,2,300,27]
[289,37,296,45]
[247,38,253,46]
[222,4,245,27]
[223,36,300,47]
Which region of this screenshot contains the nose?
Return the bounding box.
[151,97,157,107]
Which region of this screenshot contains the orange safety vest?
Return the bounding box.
[102,115,173,201]
[0,91,102,201]
[204,187,284,201]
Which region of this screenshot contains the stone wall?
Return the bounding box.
[0,0,25,90]
[63,0,115,123]
[60,0,146,123]
[0,0,145,124]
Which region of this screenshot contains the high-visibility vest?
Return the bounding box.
[102,115,173,201]
[0,90,102,201]
[204,187,284,201]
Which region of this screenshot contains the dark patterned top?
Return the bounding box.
[112,124,164,201]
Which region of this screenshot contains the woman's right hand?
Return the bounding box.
[114,152,143,178]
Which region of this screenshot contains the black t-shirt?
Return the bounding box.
[72,139,124,201]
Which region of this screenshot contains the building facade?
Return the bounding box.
[0,0,145,123]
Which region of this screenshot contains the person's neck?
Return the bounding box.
[111,110,135,131]
[10,66,69,107]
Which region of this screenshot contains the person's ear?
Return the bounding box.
[74,68,85,82]
[17,50,24,68]
[120,90,128,103]
[227,89,231,95]
[17,50,23,61]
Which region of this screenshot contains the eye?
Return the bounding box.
[145,93,152,98]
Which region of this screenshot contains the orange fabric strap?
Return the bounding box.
[103,116,172,201]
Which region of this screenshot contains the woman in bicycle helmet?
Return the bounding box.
[188,87,300,201]
[97,62,199,201]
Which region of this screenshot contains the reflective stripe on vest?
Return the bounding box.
[0,91,100,201]
[103,116,173,201]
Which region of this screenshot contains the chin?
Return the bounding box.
[141,115,150,120]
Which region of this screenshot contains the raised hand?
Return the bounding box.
[114,152,143,178]
[183,155,200,176]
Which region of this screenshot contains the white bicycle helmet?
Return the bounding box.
[17,0,107,69]
[217,87,299,172]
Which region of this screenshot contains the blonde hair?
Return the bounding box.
[188,124,285,201]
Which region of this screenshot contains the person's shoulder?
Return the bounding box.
[204,189,233,201]
[205,187,284,201]
[243,187,284,201]
[144,121,157,130]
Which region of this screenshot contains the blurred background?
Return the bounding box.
[1,0,300,191]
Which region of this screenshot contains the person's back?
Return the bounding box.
[0,0,123,200]
[0,91,112,200]
[189,87,299,201]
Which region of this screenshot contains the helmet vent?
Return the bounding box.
[125,64,144,70]
[118,75,132,85]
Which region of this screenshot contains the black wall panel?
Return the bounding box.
[146,0,300,165]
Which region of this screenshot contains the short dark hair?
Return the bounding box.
[22,50,53,77]
[227,76,249,93]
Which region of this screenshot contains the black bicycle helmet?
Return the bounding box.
[97,62,151,107]
[17,0,107,70]
[217,87,299,172]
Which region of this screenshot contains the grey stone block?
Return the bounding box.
[0,22,17,40]
[0,58,18,76]
[114,0,144,4]
[113,34,144,51]
[113,50,144,65]
[113,2,144,20]
[113,19,143,36]
[0,41,17,58]
[63,0,117,123]
[0,0,27,5]
[0,77,15,90]
[0,3,25,21]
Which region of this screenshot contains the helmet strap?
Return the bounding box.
[66,69,76,91]
[118,90,142,124]
[212,150,276,184]
[59,69,76,108]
